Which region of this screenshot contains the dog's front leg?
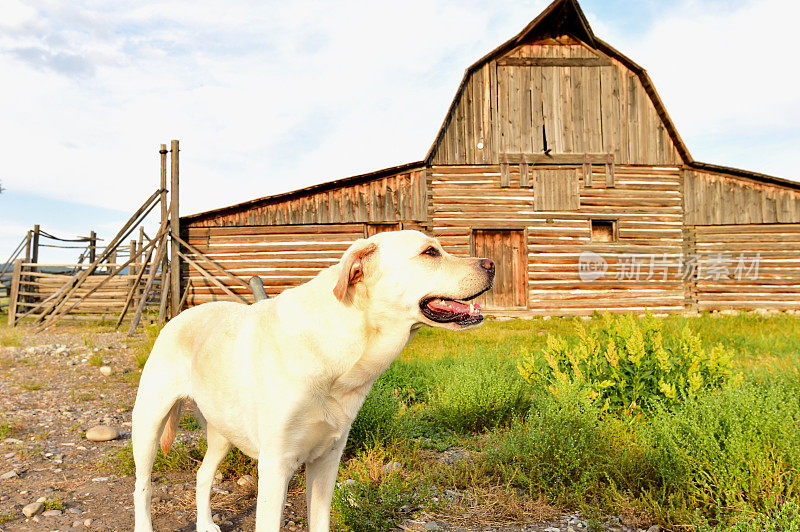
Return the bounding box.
[255,455,294,532]
[305,433,348,532]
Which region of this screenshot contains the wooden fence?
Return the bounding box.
[6,261,162,324]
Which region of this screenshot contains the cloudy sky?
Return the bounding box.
[1,0,798,262]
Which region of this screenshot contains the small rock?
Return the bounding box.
[23,501,45,517]
[383,461,402,473]
[42,509,62,516]
[236,474,255,487]
[647,527,661,532]
[3,438,22,444]
[85,425,118,442]
[84,517,93,527]
[425,522,442,531]
[37,496,48,503]
[99,366,113,376]
[0,469,18,480]
[68,507,82,514]
[545,528,560,532]
[73,520,83,528]
[91,476,109,482]
[344,479,356,486]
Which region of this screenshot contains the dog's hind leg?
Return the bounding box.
[195,424,230,532]
[131,371,186,532]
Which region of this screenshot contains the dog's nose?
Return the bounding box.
[479,258,495,273]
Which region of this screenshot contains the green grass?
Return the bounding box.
[109,439,257,481]
[0,326,20,347]
[43,499,64,511]
[0,418,11,439]
[96,311,800,530]
[133,323,163,368]
[19,380,43,391]
[335,311,800,529]
[88,353,103,366]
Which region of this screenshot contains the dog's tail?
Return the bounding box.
[159,401,182,455]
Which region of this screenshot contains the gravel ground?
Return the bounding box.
[0,326,661,532]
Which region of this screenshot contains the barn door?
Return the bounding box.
[366,223,400,237]
[472,230,527,308]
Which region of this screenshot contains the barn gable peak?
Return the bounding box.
[511,0,596,49]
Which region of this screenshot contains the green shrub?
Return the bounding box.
[333,476,416,532]
[641,376,800,523]
[422,356,531,433]
[347,381,402,454]
[696,501,800,531]
[518,313,741,417]
[485,381,648,504]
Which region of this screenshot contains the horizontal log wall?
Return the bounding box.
[693,224,800,311]
[430,36,681,166]
[430,164,685,315]
[183,224,366,306]
[187,170,427,228]
[684,169,800,225]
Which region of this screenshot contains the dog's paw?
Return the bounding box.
[196,521,221,532]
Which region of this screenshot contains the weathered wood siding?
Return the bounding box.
[684,169,800,225]
[430,164,685,315]
[692,224,800,311]
[182,224,365,305]
[430,37,681,166]
[188,169,428,228]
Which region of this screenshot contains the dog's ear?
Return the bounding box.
[334,239,377,301]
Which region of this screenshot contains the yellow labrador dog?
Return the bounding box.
[131,230,494,532]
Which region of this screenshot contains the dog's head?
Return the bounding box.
[333,230,494,330]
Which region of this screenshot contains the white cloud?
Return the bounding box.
[0,0,544,216]
[0,0,796,227]
[598,0,800,177]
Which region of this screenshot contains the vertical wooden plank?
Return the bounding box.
[169,139,181,319]
[567,65,581,153]
[7,259,22,326]
[627,73,638,164]
[519,65,532,154]
[599,66,616,157]
[490,61,500,163]
[541,64,555,154]
[557,67,580,153]
[583,153,592,187]
[520,158,530,188]
[587,65,603,153]
[605,154,615,188]
[531,65,544,153]
[501,154,510,188]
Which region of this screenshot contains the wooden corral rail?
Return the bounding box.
[8,262,161,323]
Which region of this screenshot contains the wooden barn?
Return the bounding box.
[180,0,800,316]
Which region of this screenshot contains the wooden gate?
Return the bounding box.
[472,229,527,308]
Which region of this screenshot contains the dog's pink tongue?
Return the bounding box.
[428,298,481,315]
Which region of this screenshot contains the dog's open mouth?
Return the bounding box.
[420,295,484,327]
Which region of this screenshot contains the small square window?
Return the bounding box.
[591,220,616,242]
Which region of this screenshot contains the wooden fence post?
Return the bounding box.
[24,231,32,262]
[130,240,138,308]
[8,259,22,326]
[31,225,40,270]
[169,139,181,318]
[89,231,97,264]
[159,143,168,324]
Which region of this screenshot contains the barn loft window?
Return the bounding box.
[591,219,617,242]
[533,168,580,211]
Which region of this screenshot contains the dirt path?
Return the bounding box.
[0,326,649,532]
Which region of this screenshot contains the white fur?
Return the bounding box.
[131,230,493,531]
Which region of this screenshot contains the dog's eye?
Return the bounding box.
[422,246,440,257]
